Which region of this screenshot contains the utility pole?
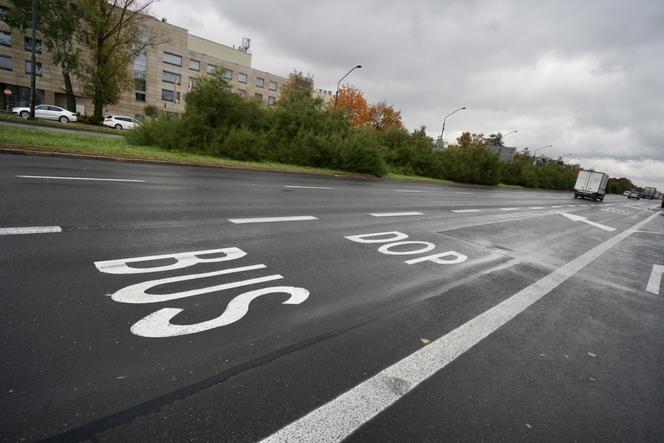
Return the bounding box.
[29,0,37,119]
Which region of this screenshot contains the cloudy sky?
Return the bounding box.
[150,0,664,189]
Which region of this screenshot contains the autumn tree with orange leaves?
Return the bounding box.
[369,101,404,131]
[331,86,403,130]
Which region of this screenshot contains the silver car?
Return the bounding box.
[12,104,78,123]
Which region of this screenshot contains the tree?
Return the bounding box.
[77,0,157,122]
[330,85,372,128]
[454,132,487,149]
[5,0,80,111]
[279,70,314,103]
[368,101,403,131]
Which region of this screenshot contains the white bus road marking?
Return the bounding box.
[370,212,424,217]
[451,209,482,213]
[559,212,615,232]
[228,216,318,224]
[646,265,664,295]
[260,211,660,443]
[284,185,335,190]
[17,175,146,183]
[0,226,62,235]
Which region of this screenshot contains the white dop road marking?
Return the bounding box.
[17,175,146,183]
[370,212,423,217]
[451,209,482,213]
[0,226,62,235]
[646,265,664,295]
[228,216,318,224]
[261,211,661,443]
[394,190,423,193]
[284,185,335,190]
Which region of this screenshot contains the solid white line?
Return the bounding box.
[284,185,334,190]
[261,211,661,443]
[370,212,423,217]
[0,226,62,235]
[228,216,318,224]
[394,190,423,193]
[451,209,482,213]
[499,207,519,211]
[646,265,664,295]
[17,175,146,183]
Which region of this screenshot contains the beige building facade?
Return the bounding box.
[0,2,289,117]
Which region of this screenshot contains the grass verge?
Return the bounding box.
[0,112,120,135]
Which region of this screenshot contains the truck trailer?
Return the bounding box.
[574,170,609,202]
[641,187,657,199]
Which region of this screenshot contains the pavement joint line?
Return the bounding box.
[284,185,335,190]
[260,211,661,443]
[0,226,62,235]
[228,216,318,224]
[17,175,146,183]
[369,212,424,217]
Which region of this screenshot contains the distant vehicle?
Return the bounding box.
[627,191,640,200]
[622,191,630,196]
[640,187,657,199]
[573,170,609,201]
[103,115,141,130]
[12,104,77,123]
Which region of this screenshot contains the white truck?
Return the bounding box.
[573,170,609,202]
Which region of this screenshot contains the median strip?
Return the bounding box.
[0,226,62,235]
[228,216,318,224]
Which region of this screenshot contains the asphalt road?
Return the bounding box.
[1,153,663,442]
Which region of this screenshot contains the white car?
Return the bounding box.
[12,104,78,123]
[103,115,141,130]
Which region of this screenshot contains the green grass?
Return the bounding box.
[0,112,119,135]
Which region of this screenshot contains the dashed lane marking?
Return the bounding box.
[260,211,661,443]
[0,226,62,235]
[394,190,423,193]
[452,209,482,213]
[284,185,335,190]
[17,175,146,183]
[499,207,520,211]
[228,216,318,224]
[370,212,424,217]
[528,207,546,210]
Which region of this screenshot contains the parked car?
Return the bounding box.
[627,191,640,200]
[103,115,141,130]
[12,104,77,123]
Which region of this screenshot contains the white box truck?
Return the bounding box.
[574,170,609,202]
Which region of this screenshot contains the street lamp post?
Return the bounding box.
[439,106,466,147]
[334,65,362,109]
[29,0,37,119]
[533,144,552,163]
[502,130,518,139]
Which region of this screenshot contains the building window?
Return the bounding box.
[269,81,277,92]
[162,70,181,84]
[161,89,175,102]
[188,78,198,92]
[24,36,42,53]
[190,59,200,71]
[254,93,263,102]
[207,64,216,75]
[268,96,276,105]
[0,55,11,71]
[163,51,182,66]
[238,72,247,84]
[223,68,233,80]
[237,89,247,98]
[135,79,146,102]
[256,77,264,88]
[133,52,147,79]
[25,60,42,76]
[0,6,7,22]
[0,31,10,47]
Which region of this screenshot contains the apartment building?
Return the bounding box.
[0,2,289,117]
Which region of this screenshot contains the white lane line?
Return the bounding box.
[451,209,482,213]
[528,207,546,210]
[260,211,661,443]
[17,175,146,183]
[284,185,334,190]
[646,265,664,295]
[228,216,318,224]
[0,226,62,235]
[370,212,423,217]
[499,207,520,211]
[454,192,474,194]
[550,205,565,208]
[394,190,423,193]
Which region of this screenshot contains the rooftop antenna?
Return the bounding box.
[240,37,251,53]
